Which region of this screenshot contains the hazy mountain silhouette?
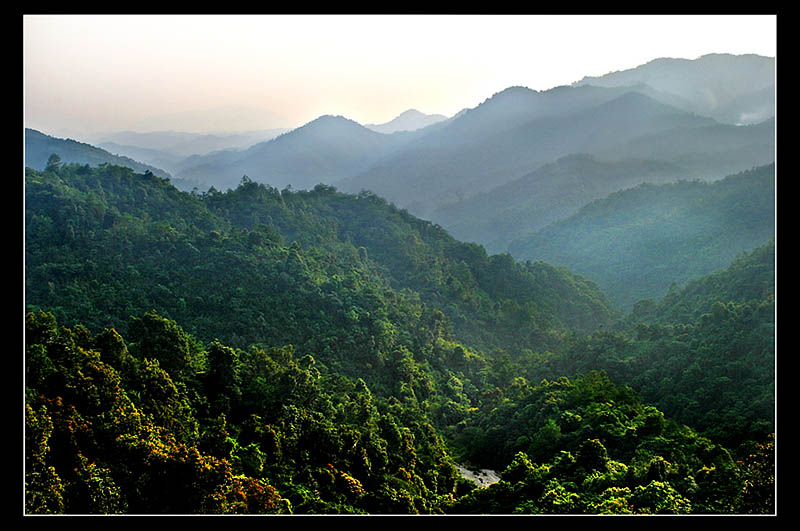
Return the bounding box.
[96,128,289,158]
[95,141,186,176]
[336,87,736,218]
[92,128,289,176]
[29,53,774,268]
[573,53,774,125]
[597,116,774,178]
[431,154,688,253]
[365,109,448,134]
[24,128,172,180]
[174,115,426,192]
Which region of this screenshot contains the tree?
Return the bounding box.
[127,311,199,381]
[46,153,62,172]
[25,404,66,514]
[205,341,242,415]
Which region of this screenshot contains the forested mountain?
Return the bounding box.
[508,164,775,310]
[626,241,775,326]
[25,129,172,180]
[431,154,687,253]
[167,56,774,223]
[25,162,615,359]
[595,117,774,179]
[23,53,775,516]
[338,89,772,220]
[573,53,775,125]
[45,54,772,237]
[24,161,775,514]
[337,87,702,216]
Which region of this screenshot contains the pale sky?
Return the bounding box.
[23,14,777,135]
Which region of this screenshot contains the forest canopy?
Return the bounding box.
[24,161,775,515]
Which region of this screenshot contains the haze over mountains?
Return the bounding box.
[24,128,173,180]
[23,48,777,515]
[25,53,775,308]
[572,53,775,125]
[364,109,449,134]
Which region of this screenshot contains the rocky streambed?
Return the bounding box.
[455,465,500,488]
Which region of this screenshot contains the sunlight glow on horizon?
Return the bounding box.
[24,14,777,135]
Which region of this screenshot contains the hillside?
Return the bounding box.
[174,115,423,193]
[23,51,776,516]
[626,240,775,326]
[104,55,774,231]
[508,164,775,310]
[24,162,775,515]
[25,163,616,360]
[574,53,775,125]
[94,128,289,175]
[431,154,687,253]
[24,128,172,180]
[431,113,773,255]
[336,87,770,220]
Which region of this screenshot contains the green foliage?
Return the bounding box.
[24,162,774,515]
[450,372,770,515]
[25,311,460,514]
[509,165,775,310]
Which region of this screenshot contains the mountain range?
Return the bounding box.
[508,164,775,309]
[573,53,774,125]
[25,52,775,310]
[23,52,777,515]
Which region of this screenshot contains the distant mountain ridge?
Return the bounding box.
[507,164,775,310]
[96,128,289,157]
[42,54,771,222]
[27,53,776,296]
[337,86,765,218]
[574,53,774,124]
[365,109,448,134]
[24,128,173,180]
[174,114,428,192]
[431,154,688,253]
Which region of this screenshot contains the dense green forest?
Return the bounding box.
[509,164,775,310]
[24,161,775,514]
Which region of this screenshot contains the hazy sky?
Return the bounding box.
[24,14,777,135]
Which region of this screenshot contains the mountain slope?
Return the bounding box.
[25,128,172,180]
[95,128,289,175]
[626,240,775,326]
[24,163,775,516]
[25,163,617,360]
[336,87,734,218]
[430,113,773,255]
[597,116,774,178]
[174,115,422,192]
[365,109,448,133]
[508,164,775,310]
[574,53,775,124]
[431,154,688,253]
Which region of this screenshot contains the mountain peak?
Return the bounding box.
[366,109,448,134]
